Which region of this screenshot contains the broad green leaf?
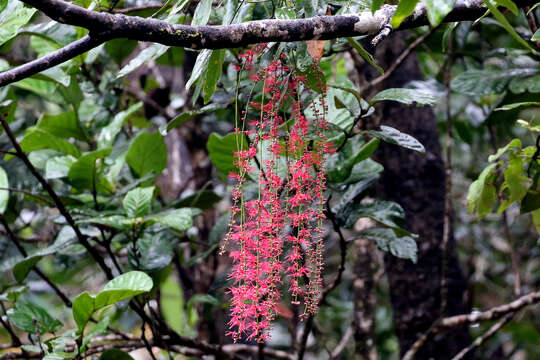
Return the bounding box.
[391,0,420,28]
[424,0,456,26]
[467,163,497,216]
[532,208,540,235]
[366,125,425,154]
[77,215,136,230]
[165,103,226,133]
[508,74,540,94]
[327,137,380,183]
[493,0,518,15]
[207,132,248,177]
[72,292,94,333]
[371,0,383,13]
[488,138,521,162]
[73,271,153,334]
[358,228,418,263]
[495,102,540,111]
[20,21,78,47]
[203,49,225,104]
[104,39,138,65]
[123,186,155,218]
[533,29,540,42]
[0,0,7,12]
[98,102,142,149]
[13,230,78,283]
[346,37,384,74]
[117,44,169,79]
[192,0,212,25]
[0,285,27,302]
[37,112,86,141]
[371,88,437,105]
[186,49,212,91]
[346,158,384,185]
[498,155,527,213]
[126,132,167,178]
[0,0,36,46]
[484,0,536,53]
[45,155,76,179]
[0,166,8,214]
[147,208,194,231]
[160,277,186,335]
[95,271,153,308]
[14,127,81,159]
[341,201,411,236]
[7,302,62,334]
[331,174,380,215]
[173,190,222,210]
[34,66,71,88]
[129,233,175,272]
[68,149,113,193]
[451,69,538,95]
[100,349,135,360]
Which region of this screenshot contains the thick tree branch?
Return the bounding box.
[1,0,536,87]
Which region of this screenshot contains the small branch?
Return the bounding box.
[450,312,515,360]
[363,24,439,92]
[330,325,353,359]
[0,35,104,87]
[402,289,540,360]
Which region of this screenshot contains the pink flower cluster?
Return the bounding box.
[224,48,332,342]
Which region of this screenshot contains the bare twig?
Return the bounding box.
[450,312,515,360]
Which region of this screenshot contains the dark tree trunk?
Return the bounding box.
[369,33,472,359]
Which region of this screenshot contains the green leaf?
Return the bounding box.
[192,0,212,25]
[498,155,527,213]
[533,29,540,42]
[207,132,248,177]
[129,233,175,272]
[15,127,81,159]
[37,112,86,141]
[68,149,113,193]
[13,230,78,283]
[100,349,135,360]
[126,132,167,178]
[0,0,36,46]
[341,201,411,236]
[488,138,521,162]
[451,68,538,95]
[0,166,8,214]
[467,163,497,216]
[45,155,77,179]
[508,74,540,94]
[173,190,222,210]
[484,0,536,53]
[0,0,7,13]
[495,102,540,111]
[104,39,138,65]
[73,271,153,334]
[0,285,27,302]
[164,103,226,133]
[7,302,63,334]
[493,0,518,15]
[346,37,384,74]
[424,0,456,26]
[331,175,380,215]
[391,0,420,28]
[366,125,425,154]
[186,49,212,91]
[327,137,380,183]
[371,0,383,13]
[203,49,225,104]
[77,215,136,230]
[147,208,194,231]
[371,88,437,105]
[98,102,142,149]
[358,228,418,263]
[123,186,155,218]
[117,44,169,79]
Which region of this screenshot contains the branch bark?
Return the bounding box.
[0,0,536,87]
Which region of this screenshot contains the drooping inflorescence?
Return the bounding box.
[223,46,332,342]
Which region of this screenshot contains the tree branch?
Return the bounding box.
[1,0,536,87]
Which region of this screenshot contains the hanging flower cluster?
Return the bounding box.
[223,46,332,342]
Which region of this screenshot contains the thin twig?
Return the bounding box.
[450,312,515,360]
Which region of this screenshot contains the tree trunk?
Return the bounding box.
[370,33,472,359]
